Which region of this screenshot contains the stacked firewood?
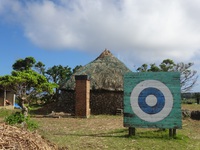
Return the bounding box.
[0,123,58,150]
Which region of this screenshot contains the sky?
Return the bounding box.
[0,0,200,92]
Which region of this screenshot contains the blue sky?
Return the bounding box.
[1,0,200,92]
[0,20,96,75]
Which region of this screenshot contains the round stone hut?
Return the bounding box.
[60,49,131,115]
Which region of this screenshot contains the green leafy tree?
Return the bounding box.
[34,61,46,75]
[12,56,46,75]
[0,70,57,116]
[46,65,72,101]
[149,63,161,72]
[73,65,82,73]
[159,59,175,71]
[12,56,82,102]
[12,57,36,71]
[137,59,198,92]
[11,57,51,104]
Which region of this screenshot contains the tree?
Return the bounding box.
[46,65,72,101]
[12,57,46,75]
[174,62,198,92]
[137,59,198,92]
[159,59,175,71]
[0,70,57,116]
[12,56,83,102]
[73,65,82,73]
[34,61,46,75]
[12,57,36,71]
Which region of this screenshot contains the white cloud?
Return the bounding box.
[1,0,200,65]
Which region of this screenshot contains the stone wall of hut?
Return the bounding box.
[59,90,75,114]
[60,90,123,115]
[90,90,123,115]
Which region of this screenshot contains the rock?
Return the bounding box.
[191,111,200,120]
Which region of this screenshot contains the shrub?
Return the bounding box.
[4,112,38,131]
[25,118,39,131]
[5,112,25,124]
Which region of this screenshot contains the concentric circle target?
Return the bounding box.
[130,80,173,122]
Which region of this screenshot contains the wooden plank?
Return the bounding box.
[123,72,182,129]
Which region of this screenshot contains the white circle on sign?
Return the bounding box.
[145,95,157,107]
[130,80,173,122]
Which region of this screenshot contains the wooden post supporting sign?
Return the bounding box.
[129,127,136,136]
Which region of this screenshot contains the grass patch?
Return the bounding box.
[182,98,197,104]
[33,115,200,150]
[182,103,200,111]
[1,104,200,149]
[0,108,19,118]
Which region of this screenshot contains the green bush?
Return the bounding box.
[5,112,25,124]
[4,112,38,131]
[25,118,39,131]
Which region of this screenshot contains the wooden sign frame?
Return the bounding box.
[123,72,182,130]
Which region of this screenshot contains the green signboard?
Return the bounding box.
[124,72,182,129]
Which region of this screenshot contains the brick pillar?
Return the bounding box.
[75,75,90,118]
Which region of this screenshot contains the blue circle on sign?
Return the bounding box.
[138,87,165,114]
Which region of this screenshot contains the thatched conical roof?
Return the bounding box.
[63,49,131,91]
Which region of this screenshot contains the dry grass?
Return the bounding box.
[182,103,200,111]
[1,104,199,150]
[34,114,200,150]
